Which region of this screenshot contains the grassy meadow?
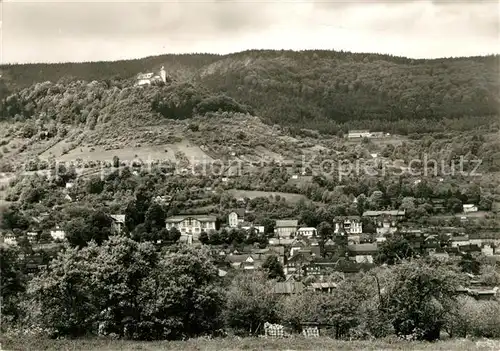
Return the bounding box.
[2,336,500,351]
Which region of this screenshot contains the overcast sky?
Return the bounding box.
[1,0,499,64]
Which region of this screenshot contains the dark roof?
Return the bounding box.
[335,216,361,221]
[110,214,125,223]
[347,243,378,254]
[225,254,250,263]
[288,252,313,264]
[276,219,298,227]
[310,246,321,257]
[166,215,217,223]
[229,209,246,218]
[362,210,405,217]
[459,244,482,252]
[451,235,469,242]
[349,130,370,134]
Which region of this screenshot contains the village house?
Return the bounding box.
[458,244,482,255]
[463,204,478,213]
[165,215,217,240]
[275,219,299,238]
[50,226,66,241]
[228,209,245,228]
[457,286,500,301]
[297,227,317,238]
[27,231,38,244]
[268,238,295,246]
[347,234,362,245]
[289,240,321,258]
[334,217,363,234]
[285,251,315,278]
[482,244,495,256]
[251,246,285,264]
[363,210,405,236]
[347,243,378,264]
[241,225,265,234]
[308,282,338,294]
[153,195,172,206]
[347,130,371,139]
[370,132,386,138]
[450,234,471,248]
[305,257,339,277]
[225,253,273,270]
[110,214,126,234]
[431,199,446,213]
[136,66,167,86]
[2,232,17,246]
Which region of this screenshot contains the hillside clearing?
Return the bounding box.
[226,189,308,203]
[39,140,213,164]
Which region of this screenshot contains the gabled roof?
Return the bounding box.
[347,243,378,254]
[291,239,307,247]
[110,214,125,224]
[229,209,246,218]
[226,254,249,263]
[287,251,313,264]
[276,220,298,227]
[166,214,217,223]
[137,72,155,79]
[298,227,317,232]
[324,239,335,246]
[348,130,370,133]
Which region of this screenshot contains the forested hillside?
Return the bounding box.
[0,50,498,134]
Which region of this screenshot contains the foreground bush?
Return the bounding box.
[26,237,224,340]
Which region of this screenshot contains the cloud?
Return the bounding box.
[1,0,499,63]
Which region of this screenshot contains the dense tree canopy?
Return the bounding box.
[1,50,498,134]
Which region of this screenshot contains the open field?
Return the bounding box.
[254,145,284,162]
[226,189,308,203]
[1,336,500,351]
[345,135,407,147]
[39,140,213,164]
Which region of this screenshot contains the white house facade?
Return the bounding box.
[166,215,217,239]
[228,210,245,228]
[347,130,371,139]
[297,227,317,238]
[275,220,298,239]
[335,218,363,234]
[463,204,478,213]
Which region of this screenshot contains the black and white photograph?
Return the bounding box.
[0,0,499,350]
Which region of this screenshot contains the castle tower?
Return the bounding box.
[160,66,166,83]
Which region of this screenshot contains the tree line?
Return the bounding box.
[3,238,500,342]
